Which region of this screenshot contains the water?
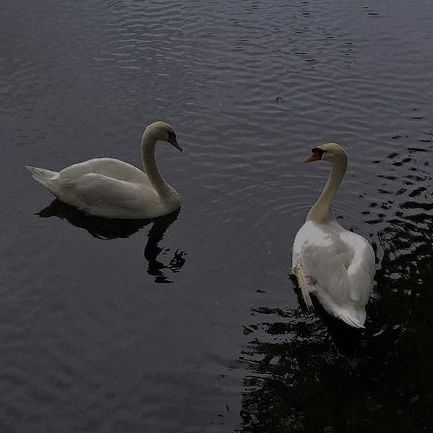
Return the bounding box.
[1,0,433,432]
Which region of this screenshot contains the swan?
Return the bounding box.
[291,143,375,328]
[26,121,183,219]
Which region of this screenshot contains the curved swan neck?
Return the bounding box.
[141,130,171,199]
[307,155,347,223]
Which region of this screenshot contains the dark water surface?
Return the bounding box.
[2,0,433,432]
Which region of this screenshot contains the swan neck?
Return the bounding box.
[307,156,347,223]
[141,132,171,198]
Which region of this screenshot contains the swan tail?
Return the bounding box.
[338,311,365,328]
[293,265,313,308]
[334,306,366,329]
[26,166,60,194]
[26,166,58,184]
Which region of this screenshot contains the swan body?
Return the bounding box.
[27,121,182,219]
[292,143,375,328]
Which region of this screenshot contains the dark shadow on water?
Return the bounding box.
[144,211,187,284]
[239,299,430,433]
[37,199,149,239]
[37,199,187,283]
[314,302,362,364]
[290,273,362,362]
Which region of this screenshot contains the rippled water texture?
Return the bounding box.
[2,0,433,432]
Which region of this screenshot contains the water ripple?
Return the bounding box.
[3,0,433,432]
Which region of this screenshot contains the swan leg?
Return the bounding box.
[293,265,313,308]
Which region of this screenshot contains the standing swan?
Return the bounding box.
[292,143,375,328]
[26,121,183,219]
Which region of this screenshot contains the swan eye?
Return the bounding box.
[167,131,177,145]
[167,130,183,151]
[312,147,325,157]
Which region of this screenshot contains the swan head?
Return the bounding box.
[144,121,183,151]
[304,142,347,164]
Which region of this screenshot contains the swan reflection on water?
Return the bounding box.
[240,300,372,433]
[37,199,186,283]
[290,273,362,361]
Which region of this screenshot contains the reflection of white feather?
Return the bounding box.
[26,121,182,219]
[292,143,375,328]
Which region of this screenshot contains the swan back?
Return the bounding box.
[293,220,374,328]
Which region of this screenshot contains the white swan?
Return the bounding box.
[26,121,182,219]
[291,143,375,328]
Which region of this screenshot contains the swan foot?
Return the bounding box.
[293,265,313,308]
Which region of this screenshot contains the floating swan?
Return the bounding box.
[292,143,375,328]
[26,121,182,219]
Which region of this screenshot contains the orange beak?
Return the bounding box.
[304,153,321,163]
